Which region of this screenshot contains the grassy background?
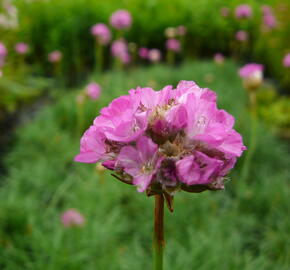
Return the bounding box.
[5,0,289,87]
[0,61,289,269]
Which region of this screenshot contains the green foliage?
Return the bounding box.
[5,0,289,88]
[0,61,289,269]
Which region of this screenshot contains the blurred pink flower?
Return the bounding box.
[0,42,7,67]
[239,63,264,90]
[48,50,62,63]
[15,42,29,55]
[235,4,252,19]
[214,53,224,64]
[176,25,187,36]
[148,49,161,63]
[239,63,264,78]
[91,23,111,45]
[283,53,290,68]
[110,10,132,30]
[111,39,127,56]
[235,30,248,42]
[166,39,181,52]
[139,47,149,59]
[220,7,230,17]
[86,82,101,100]
[261,5,272,14]
[61,209,85,227]
[261,6,277,30]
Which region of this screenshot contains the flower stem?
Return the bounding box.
[241,91,258,181]
[154,194,164,270]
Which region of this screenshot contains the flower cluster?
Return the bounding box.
[75,81,246,194]
[235,4,252,19]
[239,63,264,90]
[166,39,181,52]
[91,23,111,45]
[15,42,29,55]
[283,53,290,68]
[235,30,248,42]
[0,42,7,68]
[214,53,225,65]
[110,10,132,30]
[261,5,277,30]
[86,82,101,100]
[111,39,130,64]
[48,50,62,63]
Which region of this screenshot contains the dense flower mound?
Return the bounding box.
[75,81,246,194]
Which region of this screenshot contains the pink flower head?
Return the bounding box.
[15,42,29,55]
[148,49,161,63]
[235,4,252,19]
[0,42,7,67]
[61,209,85,227]
[110,9,132,30]
[176,25,187,36]
[262,6,277,30]
[75,81,246,194]
[91,23,111,45]
[48,50,62,63]
[283,53,290,68]
[86,82,101,100]
[261,5,272,15]
[239,63,264,90]
[235,30,248,42]
[220,7,230,17]
[139,47,149,59]
[111,39,130,63]
[166,39,181,52]
[214,53,224,65]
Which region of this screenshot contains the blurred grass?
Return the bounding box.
[0,61,289,269]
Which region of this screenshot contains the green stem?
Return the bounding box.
[154,194,164,270]
[96,43,104,73]
[241,91,258,181]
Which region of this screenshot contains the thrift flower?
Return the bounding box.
[166,39,181,52]
[61,209,85,227]
[176,25,187,36]
[220,7,230,17]
[15,42,29,55]
[86,82,101,100]
[235,4,252,19]
[239,63,264,90]
[164,27,177,38]
[148,49,161,63]
[235,30,248,42]
[0,42,7,68]
[48,50,62,63]
[75,81,246,194]
[110,10,132,30]
[214,53,224,65]
[139,47,149,59]
[283,53,290,68]
[91,23,111,45]
[111,39,130,64]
